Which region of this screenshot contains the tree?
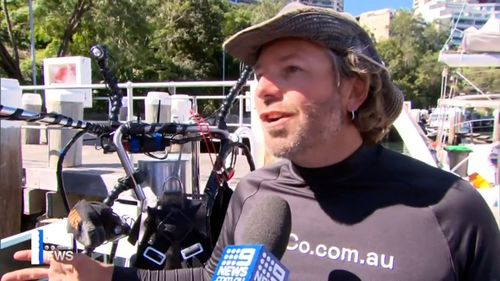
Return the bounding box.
[75,0,155,82]
[376,11,448,108]
[56,0,92,57]
[456,68,500,94]
[147,0,227,82]
[0,0,26,82]
[0,38,24,82]
[1,0,95,83]
[248,0,287,24]
[35,0,93,58]
[221,3,252,80]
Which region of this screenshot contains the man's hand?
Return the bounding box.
[1,250,114,281]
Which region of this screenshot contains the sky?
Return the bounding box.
[344,0,414,16]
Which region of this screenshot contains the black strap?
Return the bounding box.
[131,194,211,270]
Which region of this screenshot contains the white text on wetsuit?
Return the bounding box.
[287,232,395,270]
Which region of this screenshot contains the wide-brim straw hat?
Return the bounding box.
[224,2,403,125]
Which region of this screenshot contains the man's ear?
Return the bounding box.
[346,74,370,112]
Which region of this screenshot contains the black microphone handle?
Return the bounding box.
[239,195,292,259]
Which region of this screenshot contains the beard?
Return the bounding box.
[264,96,344,160]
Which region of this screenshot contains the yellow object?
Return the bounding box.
[468,172,491,189]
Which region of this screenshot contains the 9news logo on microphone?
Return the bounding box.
[31,227,75,264]
[212,244,289,281]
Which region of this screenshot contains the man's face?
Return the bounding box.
[254,38,348,161]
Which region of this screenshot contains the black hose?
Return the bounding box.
[216,65,253,130]
[90,45,123,125]
[56,130,86,215]
[236,142,255,171]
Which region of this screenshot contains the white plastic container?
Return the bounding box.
[145,91,171,123]
[119,96,128,121]
[1,78,22,127]
[170,94,192,123]
[169,95,193,154]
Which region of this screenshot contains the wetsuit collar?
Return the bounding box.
[289,144,380,186]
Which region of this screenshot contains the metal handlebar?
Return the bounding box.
[0,104,112,135]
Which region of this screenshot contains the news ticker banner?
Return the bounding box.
[212,244,289,281]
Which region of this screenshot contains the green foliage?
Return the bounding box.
[221,4,252,80]
[457,68,500,94]
[222,3,252,37]
[2,1,493,112]
[77,0,156,82]
[248,0,287,24]
[376,11,449,108]
[2,2,30,48]
[150,0,228,82]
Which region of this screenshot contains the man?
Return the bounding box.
[2,3,499,281]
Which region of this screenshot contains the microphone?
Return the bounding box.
[212,196,292,281]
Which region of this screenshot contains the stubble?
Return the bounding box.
[265,95,344,159]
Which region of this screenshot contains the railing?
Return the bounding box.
[20,80,254,129]
[459,118,495,134]
[17,80,262,169]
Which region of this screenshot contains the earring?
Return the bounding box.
[351,110,356,120]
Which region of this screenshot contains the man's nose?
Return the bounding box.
[255,75,282,103]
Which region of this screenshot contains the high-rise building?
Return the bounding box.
[415,0,499,46]
[469,0,500,3]
[229,0,345,12]
[290,0,344,12]
[413,0,500,9]
[414,0,434,10]
[358,9,395,42]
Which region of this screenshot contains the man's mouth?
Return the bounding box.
[260,111,294,125]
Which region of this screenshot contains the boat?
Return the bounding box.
[433,14,499,223]
[381,14,500,227]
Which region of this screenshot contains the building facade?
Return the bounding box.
[415,0,499,46]
[414,0,434,10]
[291,0,344,12]
[358,9,395,42]
[229,0,345,12]
[413,0,500,9]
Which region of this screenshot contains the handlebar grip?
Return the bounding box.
[0,104,113,135]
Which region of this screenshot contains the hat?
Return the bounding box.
[223,2,403,124]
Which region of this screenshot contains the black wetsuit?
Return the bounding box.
[113,144,500,281]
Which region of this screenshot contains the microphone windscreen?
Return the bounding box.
[241,195,292,259]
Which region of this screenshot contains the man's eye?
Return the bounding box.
[285,65,302,74]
